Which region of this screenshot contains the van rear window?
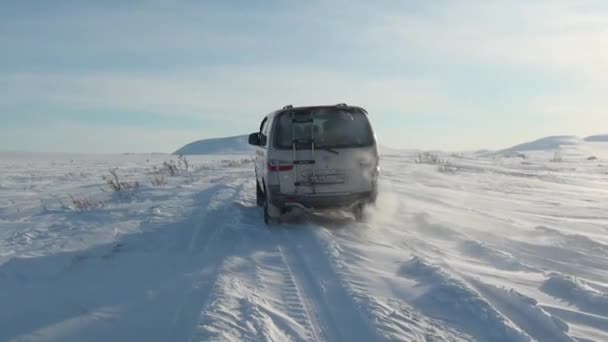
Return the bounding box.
[274,108,374,149]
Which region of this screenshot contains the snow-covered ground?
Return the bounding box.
[1,139,608,342]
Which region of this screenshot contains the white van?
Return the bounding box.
[248,104,379,223]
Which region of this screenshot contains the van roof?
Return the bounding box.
[275,104,368,116]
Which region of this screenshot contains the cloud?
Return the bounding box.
[0,121,202,153]
[3,67,450,120]
[364,1,608,79]
[528,92,608,132]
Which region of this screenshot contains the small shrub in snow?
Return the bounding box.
[102,169,140,192]
[177,154,190,172]
[550,151,563,163]
[416,152,443,165]
[148,157,189,180]
[437,162,458,174]
[195,158,253,171]
[149,174,167,186]
[220,158,253,168]
[587,156,598,161]
[162,161,179,176]
[68,194,104,210]
[416,152,457,172]
[162,157,190,176]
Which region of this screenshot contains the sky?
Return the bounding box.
[1,1,607,153]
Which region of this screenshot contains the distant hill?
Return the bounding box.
[504,136,582,153]
[585,134,608,142]
[173,133,608,157]
[173,135,253,155]
[481,136,579,157]
[480,134,608,159]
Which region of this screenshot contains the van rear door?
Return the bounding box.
[272,107,377,195]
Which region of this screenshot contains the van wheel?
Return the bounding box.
[256,180,264,207]
[353,203,366,222]
[263,190,281,225]
[263,199,271,224]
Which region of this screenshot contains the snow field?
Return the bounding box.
[1,142,608,341]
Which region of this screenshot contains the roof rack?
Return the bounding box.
[282,104,293,109]
[335,103,348,107]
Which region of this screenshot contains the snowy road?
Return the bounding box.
[1,145,608,341]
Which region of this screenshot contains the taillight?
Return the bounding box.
[268,162,293,172]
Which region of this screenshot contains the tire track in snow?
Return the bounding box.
[250,244,323,342]
[192,234,308,342]
[276,245,325,342]
[186,181,246,256]
[169,179,248,341]
[277,226,380,342]
[190,184,323,342]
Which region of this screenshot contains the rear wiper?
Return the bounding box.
[317,147,339,154]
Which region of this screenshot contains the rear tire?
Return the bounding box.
[263,199,271,224]
[353,203,366,222]
[256,180,264,207]
[369,189,378,207]
[263,187,281,225]
[370,182,378,205]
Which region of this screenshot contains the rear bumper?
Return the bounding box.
[269,190,376,210]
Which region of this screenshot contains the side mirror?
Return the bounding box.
[248,133,261,146]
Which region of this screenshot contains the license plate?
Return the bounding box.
[310,174,345,184]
